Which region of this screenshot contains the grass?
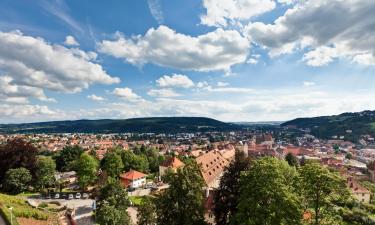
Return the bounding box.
[129,196,146,206]
[0,193,55,224]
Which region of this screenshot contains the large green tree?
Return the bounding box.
[137,197,157,225]
[75,153,98,190]
[35,156,56,190]
[0,138,38,182]
[121,150,149,172]
[299,162,348,225]
[155,162,207,225]
[96,178,131,225]
[55,145,84,171]
[285,153,299,167]
[3,167,32,194]
[101,151,124,178]
[235,157,302,225]
[214,150,251,225]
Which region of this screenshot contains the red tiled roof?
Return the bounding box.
[120,170,147,181]
[160,157,185,168]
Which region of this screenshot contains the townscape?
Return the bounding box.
[2,119,375,224]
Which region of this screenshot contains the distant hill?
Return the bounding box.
[281,110,375,141]
[0,117,242,134]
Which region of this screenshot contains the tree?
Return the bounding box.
[101,151,124,178]
[137,197,157,225]
[214,151,251,225]
[35,156,56,190]
[75,153,98,190]
[55,145,84,171]
[345,153,353,160]
[96,178,131,225]
[0,138,38,182]
[299,162,348,225]
[285,153,299,167]
[3,168,32,194]
[121,150,149,173]
[235,157,302,225]
[156,162,207,225]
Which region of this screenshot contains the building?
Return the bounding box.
[159,156,185,177]
[347,177,371,203]
[120,170,147,189]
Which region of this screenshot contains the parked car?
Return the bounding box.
[68,194,74,200]
[45,194,51,199]
[75,193,81,199]
[54,193,60,199]
[127,187,136,192]
[61,193,67,199]
[82,193,89,199]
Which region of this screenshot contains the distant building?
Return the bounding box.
[159,156,185,177]
[120,170,147,189]
[347,177,371,203]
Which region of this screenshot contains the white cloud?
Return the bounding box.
[0,104,58,123]
[201,0,276,27]
[244,0,375,66]
[303,81,315,87]
[98,25,249,72]
[217,81,229,87]
[156,74,194,88]
[147,0,164,24]
[147,89,181,97]
[87,94,105,102]
[0,31,119,97]
[112,87,143,102]
[64,35,79,46]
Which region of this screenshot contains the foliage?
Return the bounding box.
[75,152,98,190]
[121,150,149,173]
[96,178,131,225]
[3,168,32,194]
[214,150,251,225]
[55,145,84,171]
[299,162,349,225]
[35,156,56,190]
[101,151,124,178]
[285,152,299,167]
[137,197,157,225]
[0,138,38,182]
[155,161,207,225]
[234,157,302,225]
[1,117,242,134]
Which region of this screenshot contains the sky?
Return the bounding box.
[1,0,375,123]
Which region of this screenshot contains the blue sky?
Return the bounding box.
[0,0,375,123]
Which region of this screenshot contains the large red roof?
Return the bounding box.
[120,170,147,181]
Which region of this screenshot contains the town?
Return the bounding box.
[1,124,375,225]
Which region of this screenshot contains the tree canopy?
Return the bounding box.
[75,152,98,190]
[55,145,84,171]
[3,167,32,194]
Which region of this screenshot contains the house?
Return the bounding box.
[159,156,185,177]
[347,177,371,203]
[120,170,147,189]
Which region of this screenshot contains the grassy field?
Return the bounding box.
[0,193,58,225]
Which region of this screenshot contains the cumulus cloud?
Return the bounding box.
[112,87,143,102]
[156,74,194,88]
[244,0,375,66]
[64,35,79,46]
[0,104,58,123]
[147,89,181,97]
[0,31,119,96]
[87,94,105,102]
[98,25,249,71]
[201,0,276,27]
[303,81,315,87]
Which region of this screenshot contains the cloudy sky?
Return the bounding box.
[1,0,375,123]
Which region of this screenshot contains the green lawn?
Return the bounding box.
[0,193,55,225]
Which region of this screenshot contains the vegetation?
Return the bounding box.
[282,110,375,141]
[75,152,99,190]
[235,157,302,225]
[3,168,32,195]
[137,197,157,225]
[35,156,56,191]
[96,178,131,225]
[155,161,207,225]
[101,150,124,177]
[55,145,84,171]
[214,150,251,225]
[285,152,299,167]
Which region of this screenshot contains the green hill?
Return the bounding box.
[281,110,375,141]
[0,117,241,134]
